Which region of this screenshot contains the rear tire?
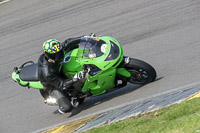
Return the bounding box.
[126,58,156,84]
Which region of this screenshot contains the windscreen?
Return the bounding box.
[79,37,107,58]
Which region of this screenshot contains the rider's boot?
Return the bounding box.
[50,90,73,113]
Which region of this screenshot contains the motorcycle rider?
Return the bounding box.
[38,37,85,114]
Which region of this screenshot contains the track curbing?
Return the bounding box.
[186,91,200,101]
[41,114,100,133]
[39,86,200,133]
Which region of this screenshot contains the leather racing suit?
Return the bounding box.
[38,37,81,113]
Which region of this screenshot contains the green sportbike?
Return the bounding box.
[12,36,156,109]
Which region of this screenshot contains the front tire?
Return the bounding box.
[126,58,156,84]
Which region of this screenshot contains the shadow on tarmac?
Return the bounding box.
[52,77,163,117]
[69,84,141,117]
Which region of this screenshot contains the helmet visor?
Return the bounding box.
[46,50,64,63]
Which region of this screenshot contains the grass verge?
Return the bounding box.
[0,0,5,2]
[84,98,200,133]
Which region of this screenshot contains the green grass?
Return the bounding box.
[0,0,4,2]
[84,98,200,133]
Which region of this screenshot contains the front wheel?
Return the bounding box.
[126,58,157,84]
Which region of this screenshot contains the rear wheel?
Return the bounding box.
[126,58,156,84]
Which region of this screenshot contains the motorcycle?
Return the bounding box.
[11,35,157,109]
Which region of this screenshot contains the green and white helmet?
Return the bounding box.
[43,39,64,63]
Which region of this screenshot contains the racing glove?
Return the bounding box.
[62,71,86,90]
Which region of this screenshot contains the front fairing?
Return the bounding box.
[62,36,123,76]
[62,36,124,95]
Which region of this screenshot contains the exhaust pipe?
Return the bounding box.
[44,96,58,106]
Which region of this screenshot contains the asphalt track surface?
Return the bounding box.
[0,0,200,132]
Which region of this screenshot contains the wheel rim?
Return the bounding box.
[128,69,149,84]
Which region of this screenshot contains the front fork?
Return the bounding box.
[116,56,131,77]
[115,56,131,87]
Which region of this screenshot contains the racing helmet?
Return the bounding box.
[43,39,64,63]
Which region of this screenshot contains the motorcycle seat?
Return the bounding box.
[19,63,39,81]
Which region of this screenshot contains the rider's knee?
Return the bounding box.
[57,97,73,113]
